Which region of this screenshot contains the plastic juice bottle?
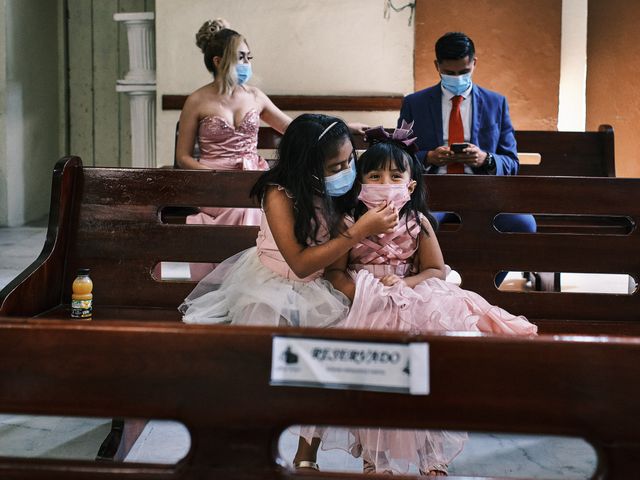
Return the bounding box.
[71,268,93,319]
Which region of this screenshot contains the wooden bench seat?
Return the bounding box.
[0,319,639,479]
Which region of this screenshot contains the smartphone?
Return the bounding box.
[450,143,469,154]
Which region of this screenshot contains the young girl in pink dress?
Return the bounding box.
[299,124,537,476]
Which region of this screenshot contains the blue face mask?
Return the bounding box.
[324,159,356,197]
[236,63,252,85]
[440,73,472,95]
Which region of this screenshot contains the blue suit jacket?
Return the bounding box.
[398,83,519,176]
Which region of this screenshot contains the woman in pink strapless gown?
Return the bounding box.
[309,128,537,476]
[176,20,292,279]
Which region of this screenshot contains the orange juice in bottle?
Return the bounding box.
[71,268,93,319]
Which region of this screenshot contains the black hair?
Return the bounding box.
[354,141,437,236]
[435,31,475,63]
[251,114,356,246]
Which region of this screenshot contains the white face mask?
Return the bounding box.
[357,183,412,210]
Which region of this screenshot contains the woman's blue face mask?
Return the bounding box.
[324,159,356,197]
[236,63,252,85]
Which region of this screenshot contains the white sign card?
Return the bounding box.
[270,336,429,395]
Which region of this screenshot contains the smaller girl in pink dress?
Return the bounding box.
[308,123,538,476]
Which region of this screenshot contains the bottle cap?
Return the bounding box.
[78,268,90,276]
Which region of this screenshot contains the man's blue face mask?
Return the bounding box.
[324,159,356,197]
[440,73,472,95]
[236,63,252,85]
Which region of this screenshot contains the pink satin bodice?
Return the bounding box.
[198,109,268,171]
[348,213,423,278]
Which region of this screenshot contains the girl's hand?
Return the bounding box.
[380,274,403,287]
[347,122,369,135]
[355,203,399,237]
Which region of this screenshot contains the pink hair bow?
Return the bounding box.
[363,120,419,154]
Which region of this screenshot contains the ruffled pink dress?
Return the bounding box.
[304,213,537,474]
[180,189,349,327]
[186,109,269,280]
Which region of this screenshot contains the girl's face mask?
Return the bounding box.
[324,159,356,197]
[358,182,414,210]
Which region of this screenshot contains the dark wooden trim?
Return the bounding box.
[162,94,404,112]
[0,156,82,316]
[598,124,616,177]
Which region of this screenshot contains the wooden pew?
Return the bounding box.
[165,93,615,165]
[515,124,615,177]
[0,319,639,479]
[164,93,615,177]
[181,123,616,175]
[1,157,638,466]
[2,157,638,334]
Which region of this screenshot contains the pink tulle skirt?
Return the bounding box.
[186,207,262,281]
[300,269,537,474]
[342,269,538,335]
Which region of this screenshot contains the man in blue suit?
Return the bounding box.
[399,32,536,285]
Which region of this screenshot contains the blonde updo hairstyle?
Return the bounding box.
[195,19,248,95]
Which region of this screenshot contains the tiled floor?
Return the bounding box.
[1,221,630,477]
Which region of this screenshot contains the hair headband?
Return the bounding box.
[318,121,338,141]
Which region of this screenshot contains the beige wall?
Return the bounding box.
[414,0,562,131]
[0,0,61,226]
[587,0,640,178]
[155,0,414,167]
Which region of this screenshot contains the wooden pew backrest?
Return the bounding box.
[0,320,637,479]
[515,124,615,177]
[166,94,614,177]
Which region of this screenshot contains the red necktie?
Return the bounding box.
[447,95,465,174]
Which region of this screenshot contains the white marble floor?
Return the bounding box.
[0,221,629,477]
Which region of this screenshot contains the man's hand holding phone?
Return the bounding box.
[450,142,488,168]
[427,143,488,168]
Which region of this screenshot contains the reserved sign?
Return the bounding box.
[270,336,429,395]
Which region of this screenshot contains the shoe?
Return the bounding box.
[419,463,448,476]
[363,459,376,474]
[364,459,394,475]
[294,460,320,471]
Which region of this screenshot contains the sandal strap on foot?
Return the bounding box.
[419,463,449,476]
[294,460,320,471]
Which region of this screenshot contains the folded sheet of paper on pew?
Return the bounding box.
[270,336,429,395]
